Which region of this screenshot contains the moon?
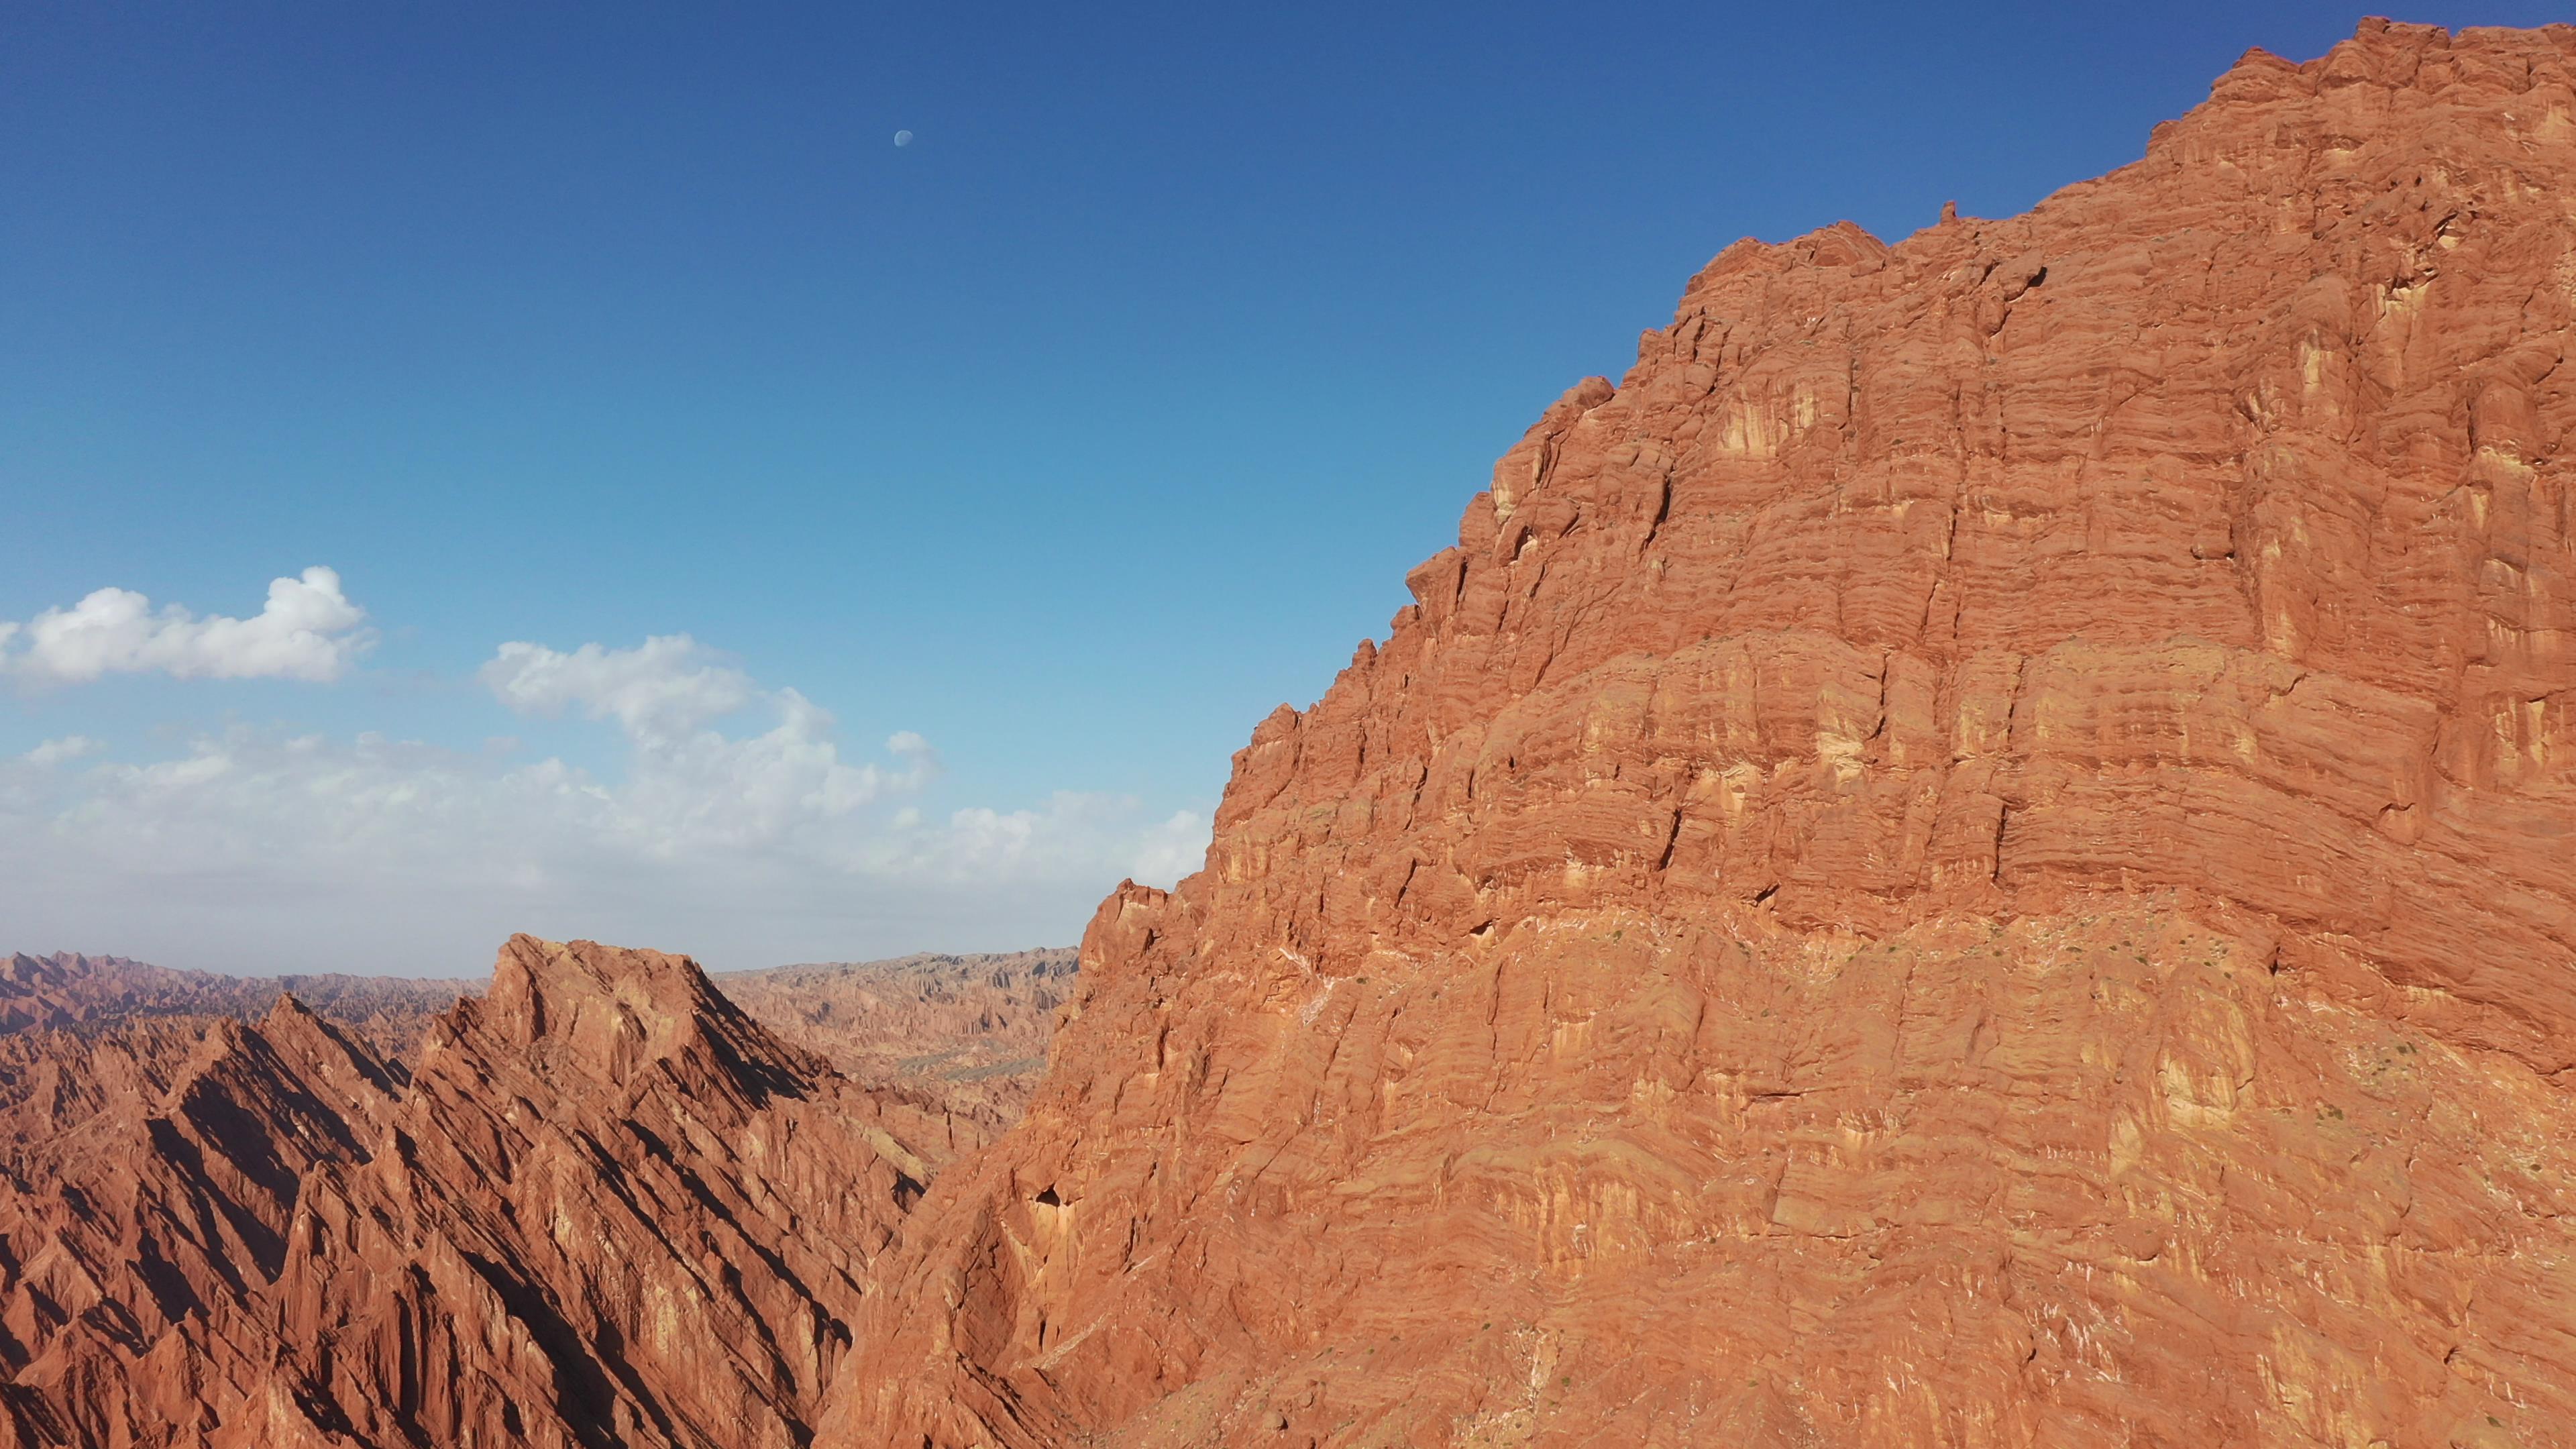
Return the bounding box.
[894,129,914,148]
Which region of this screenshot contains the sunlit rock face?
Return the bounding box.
[6,19,2576,1449]
[0,1000,402,1448]
[0,938,967,1449]
[830,22,2576,1448]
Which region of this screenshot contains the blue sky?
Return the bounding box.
[3,2,2563,974]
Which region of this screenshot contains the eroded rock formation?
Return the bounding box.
[0,938,961,1448]
[0,1001,401,1446]
[7,19,2575,1448]
[718,949,1079,1124]
[833,22,2576,1447]
[1,953,469,1057]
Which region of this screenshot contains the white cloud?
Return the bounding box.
[925,796,1208,886]
[479,635,755,737]
[478,637,942,857]
[1,568,370,685]
[21,736,103,767]
[0,637,1213,974]
[1130,809,1212,882]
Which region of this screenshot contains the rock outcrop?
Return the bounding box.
[0,938,961,1448]
[831,22,2576,1448]
[1,947,1087,1126]
[0,1002,401,1447]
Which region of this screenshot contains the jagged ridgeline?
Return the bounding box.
[0,938,982,1448]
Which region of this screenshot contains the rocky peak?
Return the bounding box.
[233,934,960,1449]
[0,932,969,1448]
[466,933,821,1102]
[833,21,2576,1446]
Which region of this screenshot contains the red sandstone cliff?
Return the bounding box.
[830,22,2576,1448]
[7,19,2576,1448]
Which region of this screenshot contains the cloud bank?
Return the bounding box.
[476,635,941,858]
[1,602,1212,975]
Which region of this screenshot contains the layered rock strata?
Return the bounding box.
[833,22,2576,1448]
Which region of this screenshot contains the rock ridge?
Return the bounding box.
[1,952,470,1058]
[0,938,965,1448]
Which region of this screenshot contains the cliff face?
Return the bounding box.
[0,938,962,1448]
[7,19,2575,1449]
[833,22,2576,1448]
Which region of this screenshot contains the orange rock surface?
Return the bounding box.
[718,949,1079,1124]
[0,938,963,1448]
[7,19,2576,1449]
[833,22,2576,1448]
[0,1001,402,1446]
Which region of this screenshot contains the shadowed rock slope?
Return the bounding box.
[0,937,967,1448]
[830,23,2576,1448]
[0,1002,401,1447]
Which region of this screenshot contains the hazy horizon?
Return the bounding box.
[6,937,1080,981]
